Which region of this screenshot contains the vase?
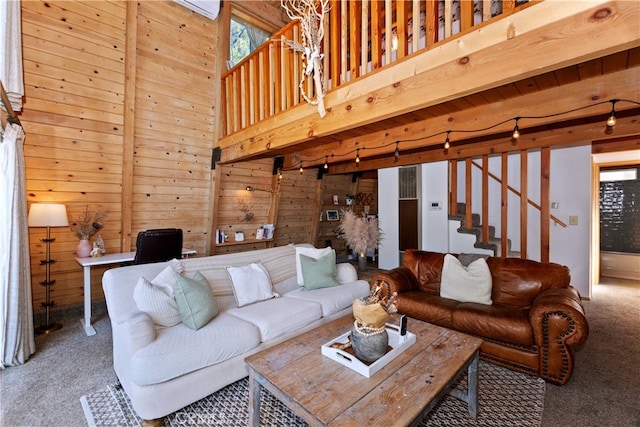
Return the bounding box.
[76,239,92,257]
[351,324,388,362]
[358,251,367,272]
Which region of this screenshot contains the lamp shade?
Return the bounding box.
[28,203,69,227]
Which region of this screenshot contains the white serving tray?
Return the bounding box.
[321,324,416,378]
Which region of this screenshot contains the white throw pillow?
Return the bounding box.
[134,277,182,327]
[440,254,493,305]
[295,246,334,286]
[226,263,279,307]
[133,263,184,327]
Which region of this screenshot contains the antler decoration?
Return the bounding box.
[280,0,329,118]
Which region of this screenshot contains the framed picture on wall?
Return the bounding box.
[332,195,339,205]
[326,210,339,221]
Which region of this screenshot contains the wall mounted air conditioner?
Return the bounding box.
[173,0,220,20]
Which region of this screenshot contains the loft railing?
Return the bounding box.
[449,149,566,262]
[221,0,531,137]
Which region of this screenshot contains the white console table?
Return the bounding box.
[75,248,196,336]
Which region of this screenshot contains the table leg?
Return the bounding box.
[467,350,479,419]
[248,369,261,427]
[79,265,96,336]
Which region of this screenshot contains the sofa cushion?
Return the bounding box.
[440,254,493,305]
[300,251,341,290]
[295,246,333,286]
[174,271,219,330]
[395,291,458,328]
[226,297,322,342]
[131,313,261,386]
[452,303,533,346]
[226,263,278,307]
[284,280,370,316]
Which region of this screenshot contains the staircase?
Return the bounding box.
[449,203,521,258]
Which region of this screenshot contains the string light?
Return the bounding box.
[278,169,283,180]
[299,164,304,174]
[606,99,618,127]
[284,98,638,171]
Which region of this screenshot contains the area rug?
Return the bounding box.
[81,361,545,427]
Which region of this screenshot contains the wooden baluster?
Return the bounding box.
[349,0,360,79]
[501,153,508,257]
[361,0,369,76]
[426,0,438,46]
[460,0,474,32]
[482,155,489,244]
[450,159,458,216]
[465,158,472,229]
[541,147,550,262]
[396,0,407,59]
[520,150,528,258]
[371,0,381,70]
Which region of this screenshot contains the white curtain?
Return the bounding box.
[1,0,24,111]
[0,122,34,368]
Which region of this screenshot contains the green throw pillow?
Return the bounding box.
[173,271,219,330]
[300,251,341,290]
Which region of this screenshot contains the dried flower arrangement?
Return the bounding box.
[70,207,105,240]
[337,209,381,255]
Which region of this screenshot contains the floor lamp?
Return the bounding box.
[28,203,69,335]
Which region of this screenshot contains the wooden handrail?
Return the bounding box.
[471,160,567,227]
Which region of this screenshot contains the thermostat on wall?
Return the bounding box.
[429,201,442,211]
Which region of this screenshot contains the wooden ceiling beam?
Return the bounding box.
[325,112,640,175]
[287,66,640,168]
[218,0,640,163]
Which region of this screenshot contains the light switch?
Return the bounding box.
[569,216,578,225]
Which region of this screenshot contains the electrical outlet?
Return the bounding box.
[569,216,578,225]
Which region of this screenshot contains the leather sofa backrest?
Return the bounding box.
[403,249,571,308]
[486,257,570,307]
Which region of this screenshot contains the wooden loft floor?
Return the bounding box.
[216,0,640,174]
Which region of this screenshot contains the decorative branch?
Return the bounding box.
[280,0,329,118]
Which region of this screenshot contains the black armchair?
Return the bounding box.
[133,228,183,265]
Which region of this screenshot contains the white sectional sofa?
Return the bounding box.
[102,243,369,421]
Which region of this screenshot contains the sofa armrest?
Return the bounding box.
[529,286,589,385]
[370,266,420,296]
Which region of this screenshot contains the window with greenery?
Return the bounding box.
[229,17,272,69]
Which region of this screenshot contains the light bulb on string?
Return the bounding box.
[355,149,360,164]
[299,164,304,174]
[606,99,618,127]
[512,117,520,139]
[444,131,451,150]
[278,169,283,180]
[394,142,400,161]
[324,156,328,169]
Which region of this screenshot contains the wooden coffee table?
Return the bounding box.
[245,315,483,426]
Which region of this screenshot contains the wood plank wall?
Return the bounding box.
[22,1,127,309]
[19,0,291,310]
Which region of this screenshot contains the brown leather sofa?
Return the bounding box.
[371,249,589,385]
